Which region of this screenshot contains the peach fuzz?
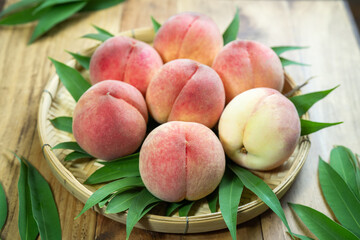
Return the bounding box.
[212,40,284,103]
[73,80,148,160]
[146,59,225,128]
[153,12,223,66]
[139,121,225,202]
[89,36,163,95]
[218,88,300,171]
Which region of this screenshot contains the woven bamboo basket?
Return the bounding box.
[37,27,311,234]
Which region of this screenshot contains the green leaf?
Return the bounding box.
[165,202,185,216]
[178,201,195,217]
[290,86,339,117]
[228,163,294,237]
[318,158,360,237]
[76,177,144,218]
[223,8,240,45]
[219,168,244,240]
[151,16,161,33]
[300,119,342,136]
[92,24,114,37]
[105,189,140,214]
[64,151,92,161]
[289,203,359,240]
[82,33,112,42]
[49,58,91,102]
[0,0,42,18]
[85,157,139,184]
[99,153,139,167]
[291,233,314,240]
[206,188,219,213]
[280,57,310,67]
[50,116,73,133]
[98,195,112,208]
[80,0,125,12]
[33,0,82,14]
[26,159,61,240]
[0,6,46,25]
[52,141,87,154]
[16,156,39,240]
[66,51,91,70]
[271,46,308,56]
[330,146,360,200]
[126,189,161,240]
[0,182,7,231]
[29,1,87,43]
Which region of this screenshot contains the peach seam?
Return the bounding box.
[176,16,200,59]
[184,131,188,199]
[121,43,136,83]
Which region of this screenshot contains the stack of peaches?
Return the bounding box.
[72,13,300,203]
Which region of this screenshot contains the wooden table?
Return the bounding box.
[1,0,359,239]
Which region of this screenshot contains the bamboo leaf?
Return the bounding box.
[0,182,7,231]
[0,6,46,25]
[92,24,114,37]
[280,57,310,67]
[80,0,125,11]
[330,146,360,200]
[291,233,314,240]
[49,58,91,102]
[52,141,87,154]
[206,188,219,213]
[85,158,139,184]
[64,151,92,161]
[289,86,339,117]
[219,168,244,240]
[15,156,39,240]
[318,158,360,237]
[26,158,61,240]
[178,201,195,217]
[300,119,342,136]
[229,163,294,237]
[126,188,161,240]
[99,153,139,167]
[105,189,140,214]
[223,8,240,45]
[165,202,185,216]
[289,203,359,240]
[66,51,91,70]
[82,33,112,42]
[76,177,144,218]
[29,2,87,43]
[33,0,83,14]
[98,195,112,208]
[271,46,308,56]
[0,0,42,18]
[50,116,73,133]
[151,16,161,33]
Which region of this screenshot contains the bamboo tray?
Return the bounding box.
[38,27,311,234]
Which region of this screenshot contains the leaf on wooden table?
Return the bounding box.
[206,188,219,213]
[92,24,114,37]
[76,177,144,218]
[289,86,339,117]
[151,16,161,33]
[98,195,112,208]
[178,201,195,217]
[318,158,360,237]
[280,57,310,67]
[33,0,83,14]
[50,116,73,133]
[105,189,140,214]
[66,51,91,70]
[80,0,126,12]
[82,33,112,42]
[289,203,359,240]
[223,8,240,45]
[29,2,87,43]
[85,157,139,184]
[126,188,161,240]
[99,153,139,167]
[0,6,46,25]
[165,201,185,216]
[0,182,7,231]
[330,146,360,200]
[219,168,244,240]
[64,151,92,161]
[228,163,294,238]
[300,119,342,136]
[49,58,91,101]
[0,0,42,18]
[271,46,308,56]
[52,141,87,153]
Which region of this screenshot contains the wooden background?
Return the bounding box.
[1,0,360,239]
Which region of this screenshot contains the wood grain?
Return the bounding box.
[1,0,360,239]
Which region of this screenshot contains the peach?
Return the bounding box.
[139,121,225,202]
[72,80,148,160]
[153,12,223,66]
[89,36,163,95]
[146,59,225,128]
[218,88,300,171]
[212,40,284,103]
